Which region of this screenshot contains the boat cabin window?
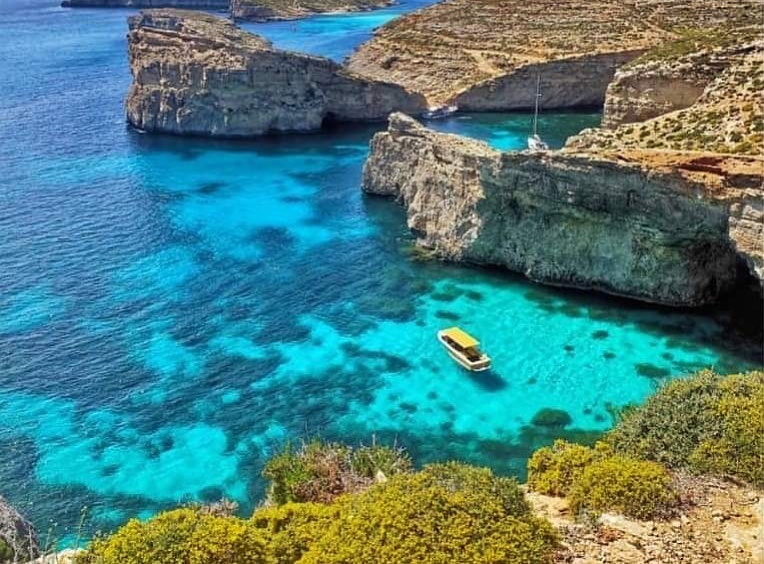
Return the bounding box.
[444,336,481,360]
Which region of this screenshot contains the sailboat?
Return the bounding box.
[527,74,549,151]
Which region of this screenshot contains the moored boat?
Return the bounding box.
[421,104,458,120]
[527,74,549,150]
[437,327,492,371]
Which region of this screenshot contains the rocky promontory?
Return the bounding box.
[62,0,390,20]
[125,10,426,136]
[363,113,762,306]
[61,0,228,8]
[346,0,763,108]
[230,0,393,21]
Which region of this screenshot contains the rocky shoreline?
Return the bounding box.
[363,113,761,306]
[61,0,392,21]
[125,10,425,136]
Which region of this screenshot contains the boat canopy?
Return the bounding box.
[441,327,479,348]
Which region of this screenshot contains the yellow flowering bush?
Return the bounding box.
[568,456,677,520]
[527,440,608,496]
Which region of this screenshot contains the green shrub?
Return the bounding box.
[350,443,412,479]
[299,463,555,564]
[606,370,764,486]
[78,508,267,564]
[568,456,676,520]
[527,440,609,496]
[81,464,554,564]
[689,373,764,486]
[262,439,412,505]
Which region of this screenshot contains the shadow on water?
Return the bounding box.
[466,369,507,392]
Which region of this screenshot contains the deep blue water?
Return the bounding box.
[1,0,761,545]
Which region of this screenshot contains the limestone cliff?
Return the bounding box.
[230,0,393,21]
[363,114,763,306]
[62,0,389,19]
[62,0,227,8]
[125,10,426,136]
[346,0,762,107]
[602,29,762,128]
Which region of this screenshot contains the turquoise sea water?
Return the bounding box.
[0,0,761,543]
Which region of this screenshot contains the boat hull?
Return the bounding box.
[437,332,491,372]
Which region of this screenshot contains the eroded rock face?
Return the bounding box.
[230,0,393,21]
[602,39,760,129]
[62,0,226,7]
[453,52,643,112]
[346,0,762,107]
[0,495,39,563]
[363,114,762,306]
[125,10,426,137]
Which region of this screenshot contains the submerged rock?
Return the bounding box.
[125,10,426,137]
[362,113,762,306]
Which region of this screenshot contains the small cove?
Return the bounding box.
[0,0,761,543]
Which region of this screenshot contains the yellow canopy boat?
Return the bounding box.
[437,327,492,372]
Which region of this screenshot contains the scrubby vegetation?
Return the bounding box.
[527,440,676,519]
[57,370,764,562]
[568,456,676,520]
[608,370,764,487]
[261,439,412,504]
[527,440,604,496]
[78,463,557,564]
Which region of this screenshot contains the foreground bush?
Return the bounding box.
[689,372,764,486]
[262,439,412,505]
[527,440,604,496]
[607,370,764,486]
[79,463,555,564]
[568,456,676,520]
[299,463,556,564]
[78,509,267,564]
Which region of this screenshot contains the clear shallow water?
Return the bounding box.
[0,0,761,544]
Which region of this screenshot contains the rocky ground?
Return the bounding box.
[527,472,764,564]
[346,0,763,106]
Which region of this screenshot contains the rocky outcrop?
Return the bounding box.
[530,472,764,564]
[362,113,763,306]
[62,0,227,8]
[230,0,393,21]
[453,52,643,112]
[125,10,426,136]
[62,0,389,18]
[346,0,762,106]
[0,495,39,563]
[602,32,761,128]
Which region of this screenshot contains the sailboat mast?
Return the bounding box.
[533,74,540,136]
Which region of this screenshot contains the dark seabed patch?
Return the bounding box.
[634,362,671,380]
[435,310,460,321]
[531,408,572,428]
[591,330,609,340]
[563,345,575,353]
[603,351,616,360]
[197,182,226,195]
